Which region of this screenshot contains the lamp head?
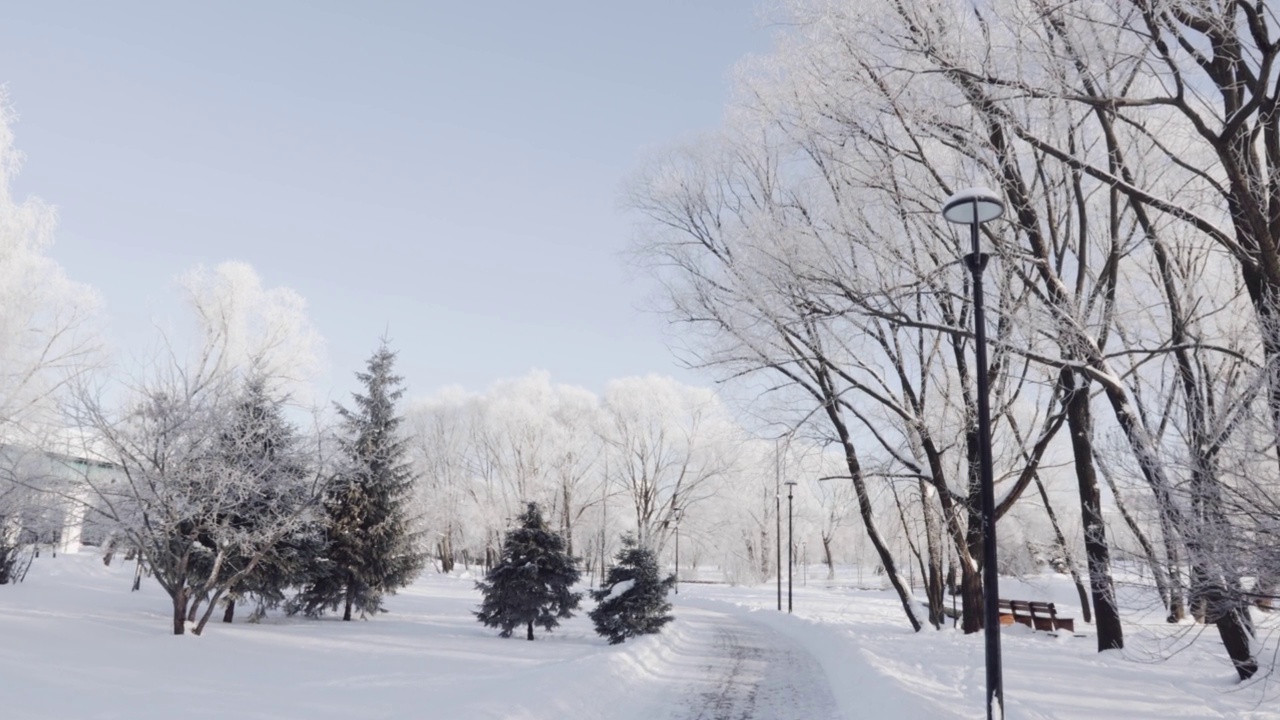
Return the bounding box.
[942,187,1005,225]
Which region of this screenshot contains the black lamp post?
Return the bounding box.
[784,480,797,613]
[943,186,1006,720]
[673,508,683,594]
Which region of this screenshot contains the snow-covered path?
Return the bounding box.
[662,603,840,720]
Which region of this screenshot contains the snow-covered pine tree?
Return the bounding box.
[290,341,423,620]
[210,373,320,623]
[475,502,581,640]
[589,535,674,644]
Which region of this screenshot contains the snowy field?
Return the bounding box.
[3,551,1278,719]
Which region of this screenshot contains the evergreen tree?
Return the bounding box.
[475,502,581,640]
[589,535,675,644]
[210,374,320,622]
[290,341,423,620]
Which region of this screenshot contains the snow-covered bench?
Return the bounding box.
[998,599,1075,634]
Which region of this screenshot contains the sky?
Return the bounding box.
[0,1,778,404]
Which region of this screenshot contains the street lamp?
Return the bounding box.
[943,186,1005,720]
[673,508,684,594]
[776,439,783,612]
[784,480,798,614]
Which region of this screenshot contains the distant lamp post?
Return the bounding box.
[776,439,783,612]
[776,489,782,612]
[673,508,684,594]
[784,480,798,614]
[942,186,1005,720]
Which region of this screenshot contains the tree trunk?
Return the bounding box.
[959,555,983,634]
[526,621,534,641]
[1215,606,1258,681]
[822,535,835,580]
[1189,566,1209,624]
[762,521,771,578]
[223,598,236,624]
[1062,369,1122,650]
[172,588,188,636]
[1244,270,1280,481]
[819,364,922,632]
[1162,523,1188,623]
[439,536,455,574]
[343,577,356,621]
[486,535,498,574]
[920,479,945,630]
[961,406,987,634]
[561,484,574,558]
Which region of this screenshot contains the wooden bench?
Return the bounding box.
[998,599,1075,633]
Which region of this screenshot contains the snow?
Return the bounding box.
[3,552,1279,719]
[601,578,635,604]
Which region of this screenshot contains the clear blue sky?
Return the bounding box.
[0,1,776,402]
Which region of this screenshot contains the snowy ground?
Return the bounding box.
[3,552,1278,719]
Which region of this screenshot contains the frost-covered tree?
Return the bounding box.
[208,373,320,622]
[0,97,104,576]
[291,341,423,621]
[626,0,1280,676]
[406,390,474,573]
[177,262,325,404]
[0,445,78,584]
[407,373,611,576]
[475,502,581,640]
[0,98,103,448]
[71,360,328,636]
[62,257,330,635]
[589,535,674,645]
[602,376,738,551]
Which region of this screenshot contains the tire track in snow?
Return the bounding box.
[669,605,840,720]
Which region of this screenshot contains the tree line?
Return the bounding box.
[5,0,1276,681]
[625,0,1279,681]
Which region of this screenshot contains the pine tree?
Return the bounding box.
[475,502,581,640]
[589,535,675,644]
[210,374,320,622]
[290,341,423,620]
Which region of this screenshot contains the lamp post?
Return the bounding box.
[776,439,783,612]
[943,186,1006,720]
[784,480,797,613]
[673,508,683,594]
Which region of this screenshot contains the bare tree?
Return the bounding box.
[601,376,738,552]
[407,393,473,572]
[0,98,104,581]
[623,0,1280,676]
